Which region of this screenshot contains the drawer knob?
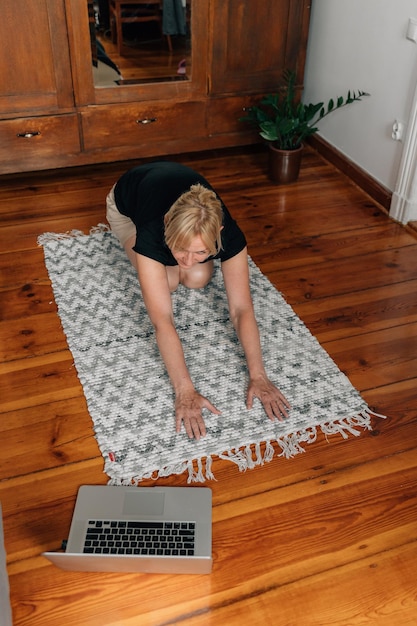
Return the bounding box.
[136,117,157,125]
[17,131,41,138]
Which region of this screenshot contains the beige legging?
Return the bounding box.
[105,185,136,247]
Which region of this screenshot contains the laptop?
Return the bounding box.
[42,485,212,575]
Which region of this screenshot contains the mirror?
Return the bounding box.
[89,1,191,88]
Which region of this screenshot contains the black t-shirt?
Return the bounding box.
[113,161,247,265]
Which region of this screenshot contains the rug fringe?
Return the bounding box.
[275,430,316,458]
[321,409,385,440]
[106,409,386,485]
[37,223,110,245]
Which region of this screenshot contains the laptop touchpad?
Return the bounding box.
[123,491,165,516]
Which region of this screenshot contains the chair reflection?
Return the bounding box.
[109,0,173,55]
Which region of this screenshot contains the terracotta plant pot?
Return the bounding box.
[268,143,303,184]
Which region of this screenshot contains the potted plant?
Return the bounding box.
[240,70,370,184]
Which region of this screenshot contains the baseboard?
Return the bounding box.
[308,135,392,211]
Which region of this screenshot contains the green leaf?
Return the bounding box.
[238,68,370,150]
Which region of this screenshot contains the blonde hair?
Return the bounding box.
[164,183,223,255]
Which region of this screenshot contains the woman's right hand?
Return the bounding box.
[175,389,221,440]
[136,255,220,440]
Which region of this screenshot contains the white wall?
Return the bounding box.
[302,0,417,192]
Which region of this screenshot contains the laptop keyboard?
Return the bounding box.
[83,520,196,556]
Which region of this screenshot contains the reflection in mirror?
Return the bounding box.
[89,1,191,88]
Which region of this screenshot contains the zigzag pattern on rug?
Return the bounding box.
[39,226,385,483]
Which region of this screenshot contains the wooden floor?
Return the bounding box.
[1,146,417,625]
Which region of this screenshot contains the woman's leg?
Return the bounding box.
[166,261,213,292]
[166,266,180,292]
[106,186,137,266]
[179,260,214,289]
[122,234,138,267]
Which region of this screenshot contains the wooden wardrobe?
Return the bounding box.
[0,0,311,174]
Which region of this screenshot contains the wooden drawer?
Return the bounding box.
[80,101,206,151]
[207,95,261,136]
[0,115,81,173]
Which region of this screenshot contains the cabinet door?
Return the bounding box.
[208,0,311,95]
[0,0,74,116]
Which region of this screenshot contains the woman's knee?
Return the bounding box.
[180,261,213,289]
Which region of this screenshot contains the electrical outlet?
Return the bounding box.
[392,120,405,141]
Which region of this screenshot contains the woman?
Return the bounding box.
[106,161,290,440]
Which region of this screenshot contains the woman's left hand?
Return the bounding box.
[246,375,290,422]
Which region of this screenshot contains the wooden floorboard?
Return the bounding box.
[1,145,417,625]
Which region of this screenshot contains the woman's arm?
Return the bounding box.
[135,254,220,439]
[221,248,290,421]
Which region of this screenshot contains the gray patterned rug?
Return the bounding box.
[39,226,383,483]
